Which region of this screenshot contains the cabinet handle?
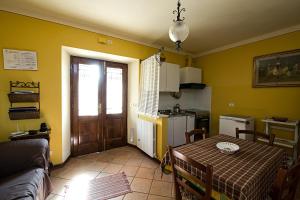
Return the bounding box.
[233,119,249,124]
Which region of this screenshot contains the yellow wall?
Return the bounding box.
[0,11,186,164]
[194,31,300,138]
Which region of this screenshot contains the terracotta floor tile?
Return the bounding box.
[120,165,139,177]
[65,158,91,169]
[80,161,109,172]
[97,153,116,162]
[131,177,152,193]
[154,168,173,182]
[55,167,99,180]
[50,177,70,196]
[147,195,174,200]
[150,180,173,197]
[50,146,169,199]
[96,172,113,178]
[111,157,130,165]
[102,163,123,174]
[125,158,143,167]
[123,192,148,200]
[46,194,64,200]
[51,167,70,179]
[126,176,134,184]
[136,167,155,179]
[77,152,99,160]
[141,158,159,169]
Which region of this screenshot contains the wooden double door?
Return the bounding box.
[71,56,127,156]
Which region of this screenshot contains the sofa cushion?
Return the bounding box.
[0,168,48,200]
[0,139,49,178]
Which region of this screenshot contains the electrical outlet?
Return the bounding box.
[228,102,235,107]
[98,37,113,45]
[107,40,113,45]
[130,128,134,143]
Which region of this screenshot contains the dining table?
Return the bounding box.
[161,134,287,200]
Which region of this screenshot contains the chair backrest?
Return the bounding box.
[235,128,275,146]
[185,128,207,144]
[270,156,300,200]
[168,146,213,200]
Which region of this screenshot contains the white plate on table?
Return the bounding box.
[216,142,239,154]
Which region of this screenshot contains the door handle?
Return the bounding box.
[99,103,102,114]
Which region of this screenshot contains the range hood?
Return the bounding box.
[180,67,206,89]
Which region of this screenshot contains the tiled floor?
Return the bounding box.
[47,145,300,200]
[47,146,175,200]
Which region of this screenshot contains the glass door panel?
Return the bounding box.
[78,64,100,116]
[106,67,123,114]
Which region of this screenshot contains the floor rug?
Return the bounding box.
[65,172,132,200]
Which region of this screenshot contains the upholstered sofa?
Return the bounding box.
[0,139,52,200]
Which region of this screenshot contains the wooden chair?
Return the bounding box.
[235,128,275,146]
[168,146,213,200]
[185,128,207,144]
[270,156,300,200]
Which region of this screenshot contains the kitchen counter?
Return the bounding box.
[158,112,194,118]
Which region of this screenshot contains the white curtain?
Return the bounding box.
[138,54,160,117]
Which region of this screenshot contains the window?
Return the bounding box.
[106,67,123,114]
[78,64,100,116]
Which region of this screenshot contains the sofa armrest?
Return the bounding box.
[0,139,49,178]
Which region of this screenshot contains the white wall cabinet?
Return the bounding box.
[159,62,180,92]
[168,115,195,147]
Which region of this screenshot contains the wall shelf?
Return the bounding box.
[8,93,40,103]
[8,81,40,120]
[9,110,40,120]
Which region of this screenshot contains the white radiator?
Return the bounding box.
[137,119,156,157]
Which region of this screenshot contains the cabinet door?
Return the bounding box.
[173,116,187,146]
[187,115,195,142]
[159,63,167,92]
[166,63,180,92]
[168,117,174,146]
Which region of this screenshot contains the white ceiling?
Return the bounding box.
[1,0,300,55]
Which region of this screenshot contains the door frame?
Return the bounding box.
[103,61,128,150]
[70,56,128,156]
[70,56,104,156]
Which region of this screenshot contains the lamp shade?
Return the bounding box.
[169,21,189,42]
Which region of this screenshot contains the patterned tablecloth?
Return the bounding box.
[161,134,286,200]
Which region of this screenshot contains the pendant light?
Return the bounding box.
[169,0,189,51]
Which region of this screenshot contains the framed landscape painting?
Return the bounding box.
[253,49,300,87]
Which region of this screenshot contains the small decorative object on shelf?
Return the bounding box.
[9,130,50,141]
[272,116,288,122]
[8,81,40,120]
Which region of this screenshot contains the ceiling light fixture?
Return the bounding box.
[169,0,189,51]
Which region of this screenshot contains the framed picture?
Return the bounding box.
[253,49,300,87]
[3,49,38,70]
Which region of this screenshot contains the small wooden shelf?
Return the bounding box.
[8,81,41,120]
[8,93,40,103]
[9,110,40,120]
[9,130,50,141]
